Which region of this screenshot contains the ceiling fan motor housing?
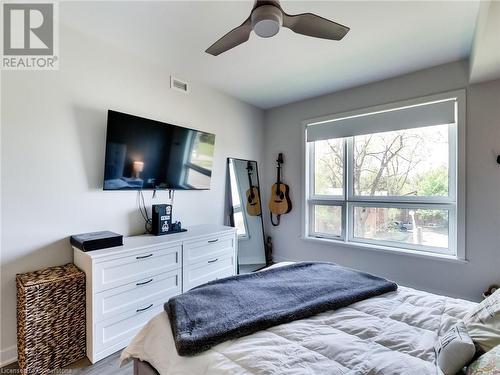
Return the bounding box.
[251,5,283,38]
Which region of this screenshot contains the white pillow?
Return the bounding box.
[436,321,476,375]
[463,288,500,352]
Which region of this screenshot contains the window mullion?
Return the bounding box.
[346,137,353,200]
[345,137,353,242]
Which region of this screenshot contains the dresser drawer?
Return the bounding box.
[94,245,181,292]
[94,269,180,323]
[184,234,235,265]
[94,299,164,357]
[183,253,236,291]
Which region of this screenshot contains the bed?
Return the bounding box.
[120,263,477,375]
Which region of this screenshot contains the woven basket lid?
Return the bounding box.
[17,263,83,287]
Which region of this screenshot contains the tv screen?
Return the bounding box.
[103,110,215,190]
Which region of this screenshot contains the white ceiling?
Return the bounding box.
[469,0,500,84]
[62,1,481,109]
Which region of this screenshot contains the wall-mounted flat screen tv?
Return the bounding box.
[103,110,215,190]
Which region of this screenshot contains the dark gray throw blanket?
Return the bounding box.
[165,262,397,356]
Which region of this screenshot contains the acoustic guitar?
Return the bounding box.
[268,153,291,225]
[246,162,262,217]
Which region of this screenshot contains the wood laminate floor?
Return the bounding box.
[1,351,132,374]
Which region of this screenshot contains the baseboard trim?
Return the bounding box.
[0,345,17,367]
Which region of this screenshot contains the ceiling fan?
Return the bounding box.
[205,0,350,56]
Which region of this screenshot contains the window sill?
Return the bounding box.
[301,236,468,264]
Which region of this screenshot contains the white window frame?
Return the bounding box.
[302,90,466,261]
[232,203,249,241]
[228,159,250,241]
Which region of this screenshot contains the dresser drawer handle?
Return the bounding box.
[208,258,218,264]
[136,278,153,286]
[208,239,219,243]
[136,254,153,260]
[136,304,153,313]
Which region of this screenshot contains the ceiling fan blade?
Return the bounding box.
[206,17,252,56]
[283,12,349,41]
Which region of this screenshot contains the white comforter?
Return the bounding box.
[121,281,475,374]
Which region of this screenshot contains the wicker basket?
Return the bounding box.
[16,263,86,374]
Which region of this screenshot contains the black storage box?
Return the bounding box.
[152,204,172,236]
[70,231,123,252]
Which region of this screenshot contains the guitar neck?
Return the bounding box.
[275,164,281,195]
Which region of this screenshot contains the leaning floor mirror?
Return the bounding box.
[227,158,267,274]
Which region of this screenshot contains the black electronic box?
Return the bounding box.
[152,204,172,235]
[152,204,185,236]
[70,231,123,252]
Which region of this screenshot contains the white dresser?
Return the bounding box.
[73,224,237,363]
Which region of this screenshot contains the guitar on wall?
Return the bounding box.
[268,153,291,226]
[246,161,262,216]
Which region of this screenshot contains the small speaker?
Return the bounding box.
[152,204,172,236]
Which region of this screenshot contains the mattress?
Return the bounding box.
[121,277,476,374]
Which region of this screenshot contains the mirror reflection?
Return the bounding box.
[227,158,266,273]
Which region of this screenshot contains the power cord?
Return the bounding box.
[138,189,175,234]
[138,190,152,234]
[170,189,175,207]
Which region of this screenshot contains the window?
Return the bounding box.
[183,131,214,188]
[228,159,249,239]
[305,91,465,258]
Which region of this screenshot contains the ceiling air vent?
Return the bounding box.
[170,76,189,93]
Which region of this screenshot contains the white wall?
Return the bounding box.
[0,25,264,364]
[263,60,500,302]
